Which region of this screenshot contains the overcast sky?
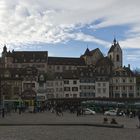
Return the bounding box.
[0,0,140,69]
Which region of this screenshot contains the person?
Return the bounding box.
[137,110,140,128]
[103,117,108,124]
[110,118,118,124]
[2,108,5,118]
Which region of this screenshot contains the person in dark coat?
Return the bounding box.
[137,110,140,128]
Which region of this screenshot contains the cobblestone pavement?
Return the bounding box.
[0,126,140,140]
[0,111,139,128]
[0,111,140,140]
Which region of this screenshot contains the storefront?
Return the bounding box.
[21,89,36,112]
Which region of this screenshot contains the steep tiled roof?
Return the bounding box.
[48,57,86,65]
[77,66,96,78]
[123,67,134,76]
[113,67,134,76]
[90,48,103,56]
[108,45,115,53]
[108,42,120,53]
[84,48,91,56]
[62,70,79,79]
[82,48,103,57]
[96,57,113,67]
[12,51,48,63]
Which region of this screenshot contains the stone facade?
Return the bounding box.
[0,39,138,100]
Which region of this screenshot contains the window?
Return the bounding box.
[98,88,101,93]
[56,66,60,70]
[49,66,52,69]
[123,86,125,90]
[123,79,125,83]
[115,93,120,98]
[130,86,133,90]
[59,88,63,92]
[123,71,126,75]
[90,72,93,77]
[98,83,101,87]
[103,83,106,87]
[14,87,19,95]
[116,54,119,61]
[63,66,66,70]
[103,88,106,93]
[122,93,127,98]
[72,87,78,91]
[55,82,58,86]
[15,74,19,78]
[80,72,84,77]
[110,55,112,60]
[73,80,77,84]
[129,93,134,98]
[39,83,44,87]
[64,87,70,91]
[56,88,58,92]
[64,80,69,84]
[91,86,95,89]
[65,94,69,97]
[73,94,77,98]
[80,92,83,97]
[116,86,118,90]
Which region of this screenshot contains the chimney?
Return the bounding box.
[128,64,130,69]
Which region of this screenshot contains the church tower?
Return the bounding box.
[108,38,122,69]
[2,44,7,57]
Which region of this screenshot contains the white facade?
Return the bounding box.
[95,81,109,97]
[63,79,80,98]
[53,80,64,98]
[111,77,136,98]
[79,79,96,97]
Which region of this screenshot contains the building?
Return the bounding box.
[110,66,136,98]
[0,38,137,100]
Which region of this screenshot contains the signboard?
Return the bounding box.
[36,96,46,101]
[21,90,36,100]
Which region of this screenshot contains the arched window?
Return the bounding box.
[110,55,112,60]
[116,54,119,61]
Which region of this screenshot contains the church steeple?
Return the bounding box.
[84,48,90,56]
[3,44,7,53]
[113,38,117,45]
[2,44,7,57]
[108,38,122,69]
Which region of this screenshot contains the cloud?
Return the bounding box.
[124,49,140,63]
[72,33,110,47]
[0,0,140,50]
[120,37,140,49]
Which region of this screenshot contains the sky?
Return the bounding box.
[0,0,140,70]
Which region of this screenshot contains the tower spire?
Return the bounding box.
[113,32,117,45]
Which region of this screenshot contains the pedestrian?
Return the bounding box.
[2,108,5,118]
[110,118,118,124]
[103,117,108,124]
[137,110,140,128]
